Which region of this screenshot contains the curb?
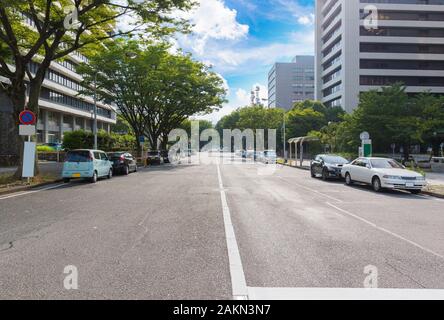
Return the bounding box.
[0,179,62,197]
[423,190,444,199]
[279,162,310,171]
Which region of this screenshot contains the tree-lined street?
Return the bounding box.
[1,158,443,299]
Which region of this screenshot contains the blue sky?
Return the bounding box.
[173,0,316,122]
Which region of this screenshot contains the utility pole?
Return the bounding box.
[283,114,286,160]
[93,72,98,150]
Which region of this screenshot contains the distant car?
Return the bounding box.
[311,154,349,180]
[147,150,163,165]
[261,150,277,164]
[62,150,113,183]
[108,152,137,175]
[341,157,427,194]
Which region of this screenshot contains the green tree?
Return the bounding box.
[78,39,226,152]
[286,107,326,139]
[0,0,193,176]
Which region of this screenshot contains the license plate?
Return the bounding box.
[406,183,414,187]
[72,173,81,178]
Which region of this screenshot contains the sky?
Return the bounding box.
[172,0,316,123]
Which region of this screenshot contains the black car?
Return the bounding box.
[147,150,163,165]
[310,154,349,180]
[108,152,138,175]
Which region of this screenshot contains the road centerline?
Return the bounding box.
[216,164,248,300]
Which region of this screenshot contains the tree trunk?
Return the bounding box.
[10,81,27,179]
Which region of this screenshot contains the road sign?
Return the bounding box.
[139,136,145,143]
[19,124,36,136]
[360,131,370,141]
[19,110,36,125]
[362,139,372,157]
[22,141,36,178]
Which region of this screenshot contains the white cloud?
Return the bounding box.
[175,0,249,55]
[298,14,315,26]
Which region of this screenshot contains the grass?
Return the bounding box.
[0,172,59,191]
[426,184,444,196]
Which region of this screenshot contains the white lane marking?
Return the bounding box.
[0,183,65,200]
[326,202,444,260]
[216,164,248,299]
[247,287,444,300]
[277,176,343,203]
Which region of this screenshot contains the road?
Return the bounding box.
[0,154,444,299]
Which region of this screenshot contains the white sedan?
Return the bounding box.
[341,157,427,194]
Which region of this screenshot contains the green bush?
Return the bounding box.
[62,130,137,152]
[37,145,55,152]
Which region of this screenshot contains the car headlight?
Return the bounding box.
[416,176,425,181]
[383,175,402,179]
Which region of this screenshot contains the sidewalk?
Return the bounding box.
[0,161,63,177]
[425,172,444,186]
[279,158,311,170]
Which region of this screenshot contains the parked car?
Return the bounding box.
[62,150,113,183]
[341,157,427,194]
[108,152,137,175]
[261,150,277,164]
[311,154,349,180]
[147,150,163,165]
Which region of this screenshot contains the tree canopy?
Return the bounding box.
[78,39,227,151]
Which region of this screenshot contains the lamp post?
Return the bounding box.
[93,72,98,150]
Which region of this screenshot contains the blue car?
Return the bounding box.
[62,149,113,183]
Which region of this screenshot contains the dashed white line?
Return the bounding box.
[216,164,248,300]
[0,183,65,200]
[326,202,444,260]
[276,176,343,203]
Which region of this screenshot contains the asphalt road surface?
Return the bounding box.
[0,154,443,299]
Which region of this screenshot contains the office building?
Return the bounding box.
[268,55,315,110]
[315,0,444,113]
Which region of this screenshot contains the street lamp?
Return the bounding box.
[93,72,98,150]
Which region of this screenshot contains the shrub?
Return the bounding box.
[37,145,56,152]
[62,130,137,152]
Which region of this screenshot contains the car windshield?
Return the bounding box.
[148,151,159,156]
[66,151,90,162]
[108,153,123,159]
[371,159,404,169]
[323,156,348,164]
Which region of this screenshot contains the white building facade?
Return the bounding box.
[0,52,116,151]
[315,0,444,113]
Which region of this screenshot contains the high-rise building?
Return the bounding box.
[268,55,315,110]
[315,0,444,113]
[0,52,116,155]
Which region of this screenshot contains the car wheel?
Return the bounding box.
[107,169,113,179]
[90,171,98,183]
[345,173,353,185]
[63,178,70,183]
[310,167,316,178]
[124,165,129,175]
[134,165,138,173]
[372,176,382,192]
[322,168,329,181]
[410,190,421,195]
